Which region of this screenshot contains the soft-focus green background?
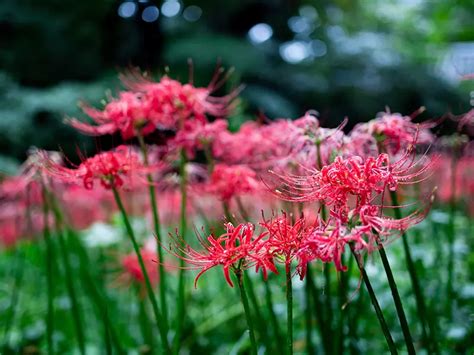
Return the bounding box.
[0,0,473,170]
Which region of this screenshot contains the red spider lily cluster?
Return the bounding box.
[0,67,471,287]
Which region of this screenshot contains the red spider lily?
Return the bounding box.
[349,111,434,155]
[170,119,228,158]
[68,69,236,139]
[271,152,432,218]
[121,71,236,129]
[300,218,370,272]
[213,112,346,173]
[260,213,310,277]
[206,164,261,202]
[67,91,156,140]
[359,204,431,239]
[42,145,152,190]
[166,223,276,287]
[119,248,159,286]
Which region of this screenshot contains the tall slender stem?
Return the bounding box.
[320,205,333,354]
[2,247,25,347]
[236,269,258,355]
[112,187,170,353]
[446,153,457,318]
[45,189,86,355]
[306,267,330,354]
[286,264,293,355]
[377,243,415,354]
[174,149,188,354]
[42,186,55,355]
[351,248,397,354]
[390,190,438,354]
[244,273,272,352]
[263,275,284,352]
[304,270,313,354]
[67,229,125,354]
[56,228,86,355]
[137,133,169,331]
[337,253,350,355]
[136,285,154,351]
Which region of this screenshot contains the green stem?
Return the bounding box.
[112,187,170,353]
[173,149,188,354]
[203,143,215,174]
[244,273,272,352]
[236,269,258,355]
[390,190,438,354]
[377,243,415,354]
[286,264,293,355]
[103,306,112,355]
[138,133,169,332]
[236,197,250,221]
[351,248,397,354]
[304,270,313,354]
[137,286,154,351]
[42,186,55,355]
[446,154,457,318]
[337,253,349,355]
[46,189,86,355]
[263,275,284,352]
[68,233,125,354]
[347,256,361,355]
[306,267,329,354]
[223,201,234,224]
[56,228,86,355]
[2,247,25,346]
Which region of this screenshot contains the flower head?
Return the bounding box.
[122,72,235,129]
[118,248,159,287]
[167,223,275,287]
[350,111,434,155]
[207,164,261,202]
[43,146,149,190]
[68,91,156,140]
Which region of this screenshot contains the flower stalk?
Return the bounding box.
[377,241,415,354]
[390,190,438,353]
[173,148,188,354]
[235,268,258,355]
[112,187,170,353]
[351,247,397,354]
[41,185,55,355]
[286,264,293,355]
[137,132,169,332]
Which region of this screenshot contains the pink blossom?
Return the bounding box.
[166,223,276,287]
[206,164,261,202]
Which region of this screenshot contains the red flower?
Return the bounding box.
[122,72,235,129]
[119,248,159,286]
[42,146,150,190]
[167,223,276,287]
[170,119,228,158]
[207,164,261,202]
[68,92,156,140]
[350,111,434,155]
[272,152,431,219]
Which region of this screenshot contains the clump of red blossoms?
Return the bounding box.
[67,71,235,139]
[260,213,313,278]
[68,92,156,140]
[118,248,159,287]
[268,150,432,270]
[167,223,276,287]
[349,111,434,156]
[206,164,261,202]
[42,145,151,190]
